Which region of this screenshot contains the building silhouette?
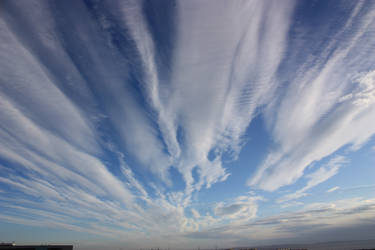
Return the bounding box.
[0,243,73,250]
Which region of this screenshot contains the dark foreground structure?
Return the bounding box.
[0,243,73,250]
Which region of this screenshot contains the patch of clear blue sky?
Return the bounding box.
[192,114,272,207]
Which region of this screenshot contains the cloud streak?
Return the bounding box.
[249,1,375,191]
[184,198,375,247]
[0,0,293,243]
[278,156,347,203]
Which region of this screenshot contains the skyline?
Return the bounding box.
[1,1,375,249]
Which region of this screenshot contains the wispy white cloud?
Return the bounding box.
[76,0,296,199]
[184,197,375,247]
[278,156,347,203]
[214,196,262,220]
[163,0,295,194]
[280,201,304,209]
[327,186,340,193]
[249,2,375,191]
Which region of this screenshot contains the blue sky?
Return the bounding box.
[1,0,375,249]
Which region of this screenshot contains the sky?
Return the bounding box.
[0,0,375,249]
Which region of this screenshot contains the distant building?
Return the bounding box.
[277,248,308,250]
[0,243,73,250]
